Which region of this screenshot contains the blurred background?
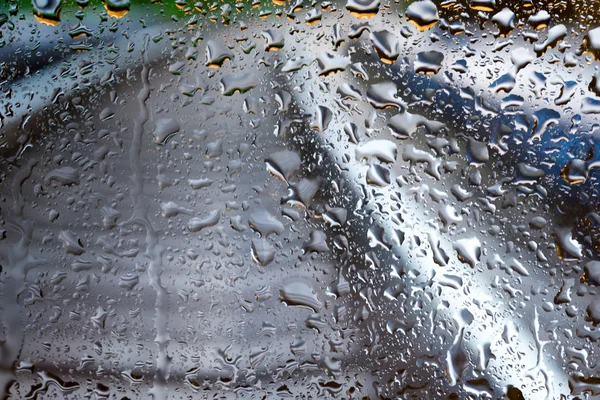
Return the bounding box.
[1,0,600,398]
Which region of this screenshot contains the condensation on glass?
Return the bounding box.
[1,0,600,398]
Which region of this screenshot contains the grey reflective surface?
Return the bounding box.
[2,0,600,398]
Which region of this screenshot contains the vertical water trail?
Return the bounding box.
[126,36,170,400]
[0,159,42,398]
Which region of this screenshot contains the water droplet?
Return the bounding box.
[346,0,380,18]
[251,239,276,266]
[415,50,444,74]
[205,40,234,67]
[316,52,351,75]
[221,73,257,95]
[187,210,220,232]
[454,237,481,267]
[266,150,301,181]
[370,30,400,63]
[249,209,284,237]
[33,0,61,24]
[280,279,323,312]
[405,0,439,31]
[153,118,180,145]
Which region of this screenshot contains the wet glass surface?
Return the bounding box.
[2,0,600,398]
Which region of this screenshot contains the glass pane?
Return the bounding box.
[0,0,599,398]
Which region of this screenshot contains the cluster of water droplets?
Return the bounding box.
[2,0,600,398]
